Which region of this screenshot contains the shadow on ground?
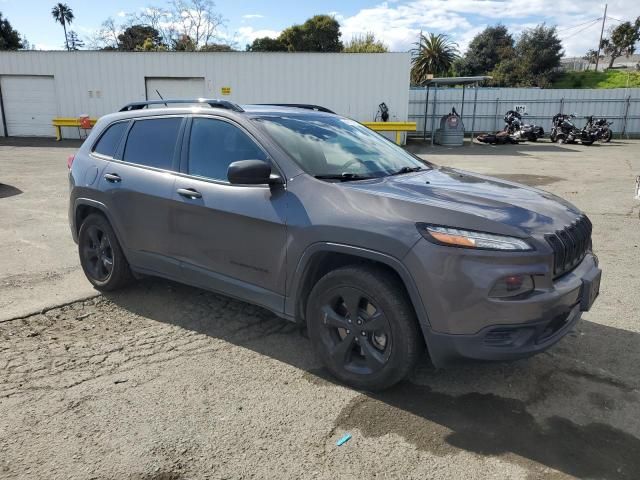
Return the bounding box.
[106,278,640,479]
[0,183,23,198]
[0,137,83,148]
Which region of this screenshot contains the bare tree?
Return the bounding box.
[86,17,121,50]
[130,6,177,47]
[170,0,225,50]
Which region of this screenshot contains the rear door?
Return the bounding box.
[99,115,185,276]
[169,116,288,311]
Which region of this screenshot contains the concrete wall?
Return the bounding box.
[409,87,640,138]
[0,51,411,137]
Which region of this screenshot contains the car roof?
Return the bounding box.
[99,103,335,125]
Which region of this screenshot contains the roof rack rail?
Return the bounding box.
[119,99,245,112]
[257,104,335,114]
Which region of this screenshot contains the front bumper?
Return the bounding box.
[404,239,601,367]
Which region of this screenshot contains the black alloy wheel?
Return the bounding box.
[307,265,423,390]
[78,213,133,291]
[81,224,114,282]
[319,287,392,376]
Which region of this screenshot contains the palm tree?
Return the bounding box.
[51,3,74,51]
[411,32,459,85]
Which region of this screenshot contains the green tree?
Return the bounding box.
[295,14,342,52]
[454,25,514,76]
[411,32,459,85]
[600,18,640,69]
[0,12,24,50]
[118,25,163,51]
[51,3,74,51]
[583,48,602,70]
[246,36,287,51]
[343,32,388,53]
[200,43,234,51]
[491,24,562,87]
[136,37,168,51]
[173,34,197,51]
[247,15,342,52]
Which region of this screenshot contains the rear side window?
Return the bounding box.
[188,118,266,181]
[123,117,182,170]
[92,122,128,158]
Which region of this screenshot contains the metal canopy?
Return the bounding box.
[422,76,492,86]
[421,76,493,146]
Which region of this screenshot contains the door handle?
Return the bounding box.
[104,173,121,183]
[177,188,202,199]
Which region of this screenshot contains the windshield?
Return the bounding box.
[254,115,431,179]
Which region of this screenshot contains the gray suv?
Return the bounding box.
[68,99,602,390]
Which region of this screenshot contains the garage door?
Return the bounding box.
[145,77,205,105]
[0,76,57,137]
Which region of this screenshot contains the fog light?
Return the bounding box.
[489,275,534,298]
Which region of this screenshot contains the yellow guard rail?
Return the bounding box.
[361,121,416,145]
[52,117,98,141]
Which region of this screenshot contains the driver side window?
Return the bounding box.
[188,118,267,181]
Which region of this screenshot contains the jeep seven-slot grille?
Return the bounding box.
[545,215,592,277]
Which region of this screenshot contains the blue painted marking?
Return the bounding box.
[336,433,352,446]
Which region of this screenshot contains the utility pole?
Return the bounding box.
[595,3,608,72]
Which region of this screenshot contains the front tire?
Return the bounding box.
[306,265,423,391]
[78,213,133,291]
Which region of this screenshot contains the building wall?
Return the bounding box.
[409,87,640,137]
[0,51,411,137]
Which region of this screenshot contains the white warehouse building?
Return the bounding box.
[0,51,410,138]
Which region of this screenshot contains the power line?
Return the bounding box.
[560,19,602,39]
[557,17,602,32]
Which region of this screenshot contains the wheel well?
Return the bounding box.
[75,204,105,234]
[296,251,413,323]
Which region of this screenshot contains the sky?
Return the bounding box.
[1,0,639,57]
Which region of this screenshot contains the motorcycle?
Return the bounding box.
[585,115,613,143]
[549,113,596,146]
[503,110,544,141]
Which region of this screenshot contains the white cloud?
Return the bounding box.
[34,43,61,51]
[242,14,264,19]
[236,26,281,45]
[117,11,126,18]
[338,0,640,56]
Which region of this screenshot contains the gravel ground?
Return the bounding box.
[1,138,639,480]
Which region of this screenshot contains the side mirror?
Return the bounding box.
[227,159,283,185]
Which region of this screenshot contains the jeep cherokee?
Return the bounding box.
[68,99,602,390]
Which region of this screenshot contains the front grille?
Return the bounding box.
[545,215,592,277]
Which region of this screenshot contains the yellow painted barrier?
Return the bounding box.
[361,121,417,145]
[52,117,98,141]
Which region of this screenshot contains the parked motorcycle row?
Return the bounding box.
[476,110,613,145]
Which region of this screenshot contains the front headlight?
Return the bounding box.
[417,224,533,251]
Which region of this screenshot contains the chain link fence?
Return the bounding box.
[408,87,640,139]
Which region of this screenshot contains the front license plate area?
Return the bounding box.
[580,268,602,311]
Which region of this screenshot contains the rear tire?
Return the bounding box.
[306,265,423,391]
[78,213,133,291]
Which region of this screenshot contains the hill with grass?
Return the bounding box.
[552,70,640,89]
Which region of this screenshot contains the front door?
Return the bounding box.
[169,116,287,312]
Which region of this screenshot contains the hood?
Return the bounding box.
[343,167,582,235]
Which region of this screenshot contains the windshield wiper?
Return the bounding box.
[314,173,375,182]
[390,166,424,176]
